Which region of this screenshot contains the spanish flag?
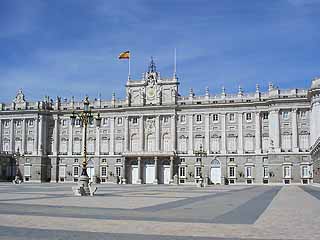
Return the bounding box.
[118,51,130,59]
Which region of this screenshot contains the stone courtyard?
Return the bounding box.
[0,183,319,240]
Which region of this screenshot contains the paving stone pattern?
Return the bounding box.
[0,183,319,239]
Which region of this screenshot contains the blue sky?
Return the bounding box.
[0,0,319,103]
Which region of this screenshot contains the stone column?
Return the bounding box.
[110,117,115,155]
[21,118,26,154]
[155,116,160,151]
[53,116,59,156]
[171,115,176,151]
[238,112,243,154]
[255,112,261,153]
[169,156,174,183]
[205,114,210,154]
[68,119,73,155]
[188,114,193,154]
[153,156,158,184]
[122,158,127,184]
[38,115,43,155]
[95,126,100,155]
[292,108,299,152]
[137,157,142,184]
[10,119,14,153]
[139,116,144,151]
[124,116,129,152]
[221,113,226,154]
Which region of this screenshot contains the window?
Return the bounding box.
[246,167,252,178]
[163,116,169,123]
[16,121,21,127]
[117,117,123,125]
[196,158,201,163]
[282,111,289,119]
[180,115,186,123]
[116,166,121,176]
[299,134,309,150]
[103,118,109,125]
[246,113,252,121]
[73,166,79,177]
[263,167,269,178]
[74,159,78,163]
[262,112,268,120]
[180,158,185,163]
[4,120,10,127]
[263,157,268,163]
[244,136,254,152]
[283,166,291,178]
[28,120,34,126]
[116,158,121,163]
[195,167,202,177]
[211,137,220,153]
[62,120,67,126]
[76,119,81,126]
[229,158,234,162]
[212,114,219,122]
[281,134,292,151]
[229,167,235,177]
[227,137,237,152]
[299,111,306,119]
[132,117,138,124]
[101,166,107,177]
[179,166,186,177]
[196,114,202,122]
[229,113,235,122]
[301,166,309,177]
[102,158,107,163]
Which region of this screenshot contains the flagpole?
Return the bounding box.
[128,55,131,80]
[173,48,177,78]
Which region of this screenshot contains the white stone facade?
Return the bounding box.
[1,61,319,185]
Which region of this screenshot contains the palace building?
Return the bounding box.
[1,59,320,185]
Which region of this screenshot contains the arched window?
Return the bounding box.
[211,135,220,153]
[87,137,95,153]
[60,138,68,153]
[130,134,139,152]
[101,137,110,154]
[194,135,204,151]
[178,135,188,153]
[73,137,82,153]
[146,134,155,152]
[162,133,170,152]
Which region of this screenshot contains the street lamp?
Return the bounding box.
[70,96,101,195]
[194,144,207,187]
[13,149,22,184]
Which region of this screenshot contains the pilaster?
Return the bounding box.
[238,112,243,154]
[205,114,210,154]
[139,116,144,151]
[21,118,26,154]
[68,120,73,155]
[110,117,115,154]
[38,115,43,156]
[188,114,193,154]
[155,116,160,151]
[255,112,261,153]
[10,119,14,153]
[53,115,59,156]
[171,115,176,151]
[292,108,299,152]
[169,156,174,184]
[95,126,100,155]
[124,116,129,152]
[221,113,226,154]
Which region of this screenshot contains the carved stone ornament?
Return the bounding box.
[146,118,155,133]
[14,89,25,103]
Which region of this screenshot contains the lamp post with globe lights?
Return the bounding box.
[70,96,101,195]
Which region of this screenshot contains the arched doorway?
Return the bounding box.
[210,159,221,184]
[87,159,95,182]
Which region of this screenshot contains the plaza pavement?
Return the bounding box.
[0,183,319,239]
